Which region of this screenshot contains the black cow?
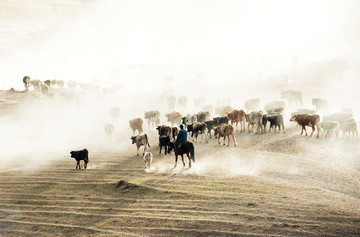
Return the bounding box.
[213,116,229,125]
[263,114,285,133]
[70,149,89,169]
[159,136,170,155]
[205,120,219,138]
[196,111,211,122]
[188,122,208,143]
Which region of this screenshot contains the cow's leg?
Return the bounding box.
[76,160,79,169]
[136,146,140,156]
[218,136,221,145]
[204,131,208,143]
[310,125,315,137]
[232,133,237,147]
[144,160,147,169]
[223,136,226,146]
[227,135,230,146]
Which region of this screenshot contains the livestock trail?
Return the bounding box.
[1,129,360,236]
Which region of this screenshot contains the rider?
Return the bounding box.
[175,124,187,151]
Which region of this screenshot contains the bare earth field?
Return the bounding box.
[0,90,360,236]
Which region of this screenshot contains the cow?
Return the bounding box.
[144,110,160,129]
[244,98,261,112]
[31,79,42,92]
[292,108,315,116]
[187,122,208,143]
[320,121,340,138]
[340,120,358,140]
[57,80,65,88]
[159,136,170,155]
[167,96,176,112]
[181,114,197,128]
[143,151,153,170]
[312,98,328,114]
[214,123,237,147]
[213,116,229,125]
[129,118,143,135]
[281,90,303,107]
[104,123,114,137]
[165,112,182,126]
[171,127,179,141]
[323,113,353,125]
[156,125,172,137]
[177,96,187,112]
[227,109,246,132]
[264,101,286,114]
[41,84,49,95]
[263,114,285,133]
[44,80,52,87]
[70,149,89,169]
[290,114,320,138]
[205,120,219,138]
[196,111,211,122]
[130,134,151,156]
[246,111,264,134]
[215,105,233,116]
[111,107,120,124]
[23,76,31,91]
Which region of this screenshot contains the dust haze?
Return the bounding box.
[1,0,360,195]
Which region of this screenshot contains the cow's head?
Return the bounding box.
[290,114,297,122]
[130,136,137,144]
[70,151,75,158]
[213,126,219,137]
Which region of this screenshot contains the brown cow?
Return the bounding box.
[214,123,237,147]
[290,114,320,138]
[165,111,182,126]
[129,118,143,135]
[130,134,151,156]
[156,125,171,137]
[227,109,246,132]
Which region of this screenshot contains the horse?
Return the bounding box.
[167,142,195,168]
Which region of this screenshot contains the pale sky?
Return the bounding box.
[1,0,360,89]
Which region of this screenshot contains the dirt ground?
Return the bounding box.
[0,89,360,236]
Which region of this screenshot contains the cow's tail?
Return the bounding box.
[145,134,151,148]
[189,142,195,162]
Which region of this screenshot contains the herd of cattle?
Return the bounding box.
[127,92,358,156]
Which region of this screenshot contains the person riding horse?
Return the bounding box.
[175,124,187,151]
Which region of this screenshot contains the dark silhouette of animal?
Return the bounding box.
[171,127,179,141]
[290,114,320,138]
[70,149,89,169]
[195,111,211,122]
[186,122,208,143]
[23,76,31,91]
[168,141,195,168]
[263,114,285,133]
[159,136,170,155]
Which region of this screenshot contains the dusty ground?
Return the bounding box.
[0,89,360,236]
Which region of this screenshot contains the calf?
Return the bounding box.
[70,149,89,169]
[263,114,285,133]
[130,134,151,156]
[214,123,237,147]
[159,136,170,155]
[290,114,320,138]
[143,151,153,170]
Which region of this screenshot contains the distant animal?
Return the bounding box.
[104,123,114,137]
[213,123,237,147]
[144,110,160,129]
[23,76,31,91]
[215,105,233,116]
[57,80,65,88]
[167,96,176,111]
[281,90,303,107]
[340,120,358,140]
[143,151,153,170]
[320,121,340,138]
[67,80,78,90]
[246,111,264,134]
[130,134,151,156]
[70,149,89,169]
[195,111,211,122]
[159,136,170,155]
[129,118,143,135]
[264,101,285,114]
[227,109,246,132]
[167,141,195,168]
[41,84,49,95]
[165,112,182,126]
[156,125,172,137]
[266,107,284,115]
[181,114,197,128]
[244,98,261,112]
[292,108,315,115]
[44,80,52,87]
[312,98,328,114]
[187,122,208,143]
[111,107,120,124]
[263,114,285,133]
[177,96,187,111]
[31,80,42,92]
[290,114,320,138]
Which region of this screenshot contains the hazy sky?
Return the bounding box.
[1,0,360,89]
